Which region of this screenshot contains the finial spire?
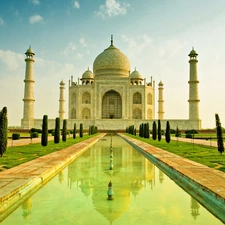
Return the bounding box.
[111,35,113,46]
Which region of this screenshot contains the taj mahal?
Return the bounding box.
[21,36,201,131]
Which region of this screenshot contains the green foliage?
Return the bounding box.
[54,117,60,143]
[185,129,198,134]
[186,133,193,138]
[30,128,42,133]
[170,129,176,134]
[12,133,20,140]
[73,123,76,139]
[158,120,161,141]
[165,121,171,143]
[175,126,181,137]
[152,121,157,140]
[41,115,48,146]
[215,113,224,155]
[30,132,38,138]
[0,107,8,157]
[80,123,83,138]
[62,119,67,142]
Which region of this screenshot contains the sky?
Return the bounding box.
[0,0,225,129]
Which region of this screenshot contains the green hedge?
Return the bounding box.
[30,132,38,138]
[12,133,20,140]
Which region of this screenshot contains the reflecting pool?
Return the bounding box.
[1,135,224,224]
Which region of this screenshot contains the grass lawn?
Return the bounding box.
[0,134,98,172]
[125,134,225,172]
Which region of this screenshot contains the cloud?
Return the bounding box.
[121,34,153,57]
[0,17,4,25]
[0,49,24,71]
[158,40,184,58]
[29,14,43,24]
[73,1,80,9]
[63,42,76,56]
[95,0,130,18]
[76,53,83,60]
[31,0,40,5]
[80,37,87,47]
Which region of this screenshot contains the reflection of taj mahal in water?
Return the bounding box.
[20,135,201,224]
[21,36,201,130]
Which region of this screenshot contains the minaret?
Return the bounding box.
[158,81,164,119]
[21,46,35,129]
[59,80,65,120]
[188,48,200,120]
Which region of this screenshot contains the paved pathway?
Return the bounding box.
[7,136,55,147]
[171,136,218,147]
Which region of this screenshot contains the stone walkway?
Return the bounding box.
[119,134,225,223]
[7,136,55,147]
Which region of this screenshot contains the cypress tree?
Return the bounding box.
[0,107,8,157]
[141,123,144,137]
[80,123,83,137]
[139,124,141,137]
[215,114,224,155]
[146,123,150,138]
[152,121,157,140]
[41,115,48,146]
[165,121,171,143]
[62,119,67,142]
[158,120,162,141]
[54,117,60,143]
[73,123,76,139]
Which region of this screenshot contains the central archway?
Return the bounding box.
[102,90,122,119]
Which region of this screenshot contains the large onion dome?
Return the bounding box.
[93,38,130,78]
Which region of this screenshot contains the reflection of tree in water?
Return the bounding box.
[21,197,32,222]
[190,197,200,219]
[159,170,164,184]
[58,169,64,183]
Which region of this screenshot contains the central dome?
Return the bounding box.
[93,42,130,77]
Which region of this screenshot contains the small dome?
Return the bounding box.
[189,48,198,56]
[93,43,130,77]
[25,46,35,55]
[130,69,142,79]
[60,80,65,85]
[82,69,94,79]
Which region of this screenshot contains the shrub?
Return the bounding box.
[158,120,161,141]
[62,119,67,142]
[186,133,193,138]
[165,121,171,143]
[80,123,83,138]
[41,115,48,146]
[12,133,20,140]
[30,132,38,138]
[185,129,198,134]
[0,107,8,157]
[30,128,42,133]
[73,123,76,139]
[215,113,224,155]
[152,121,157,140]
[54,117,60,143]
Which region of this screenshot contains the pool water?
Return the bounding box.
[1,135,223,225]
